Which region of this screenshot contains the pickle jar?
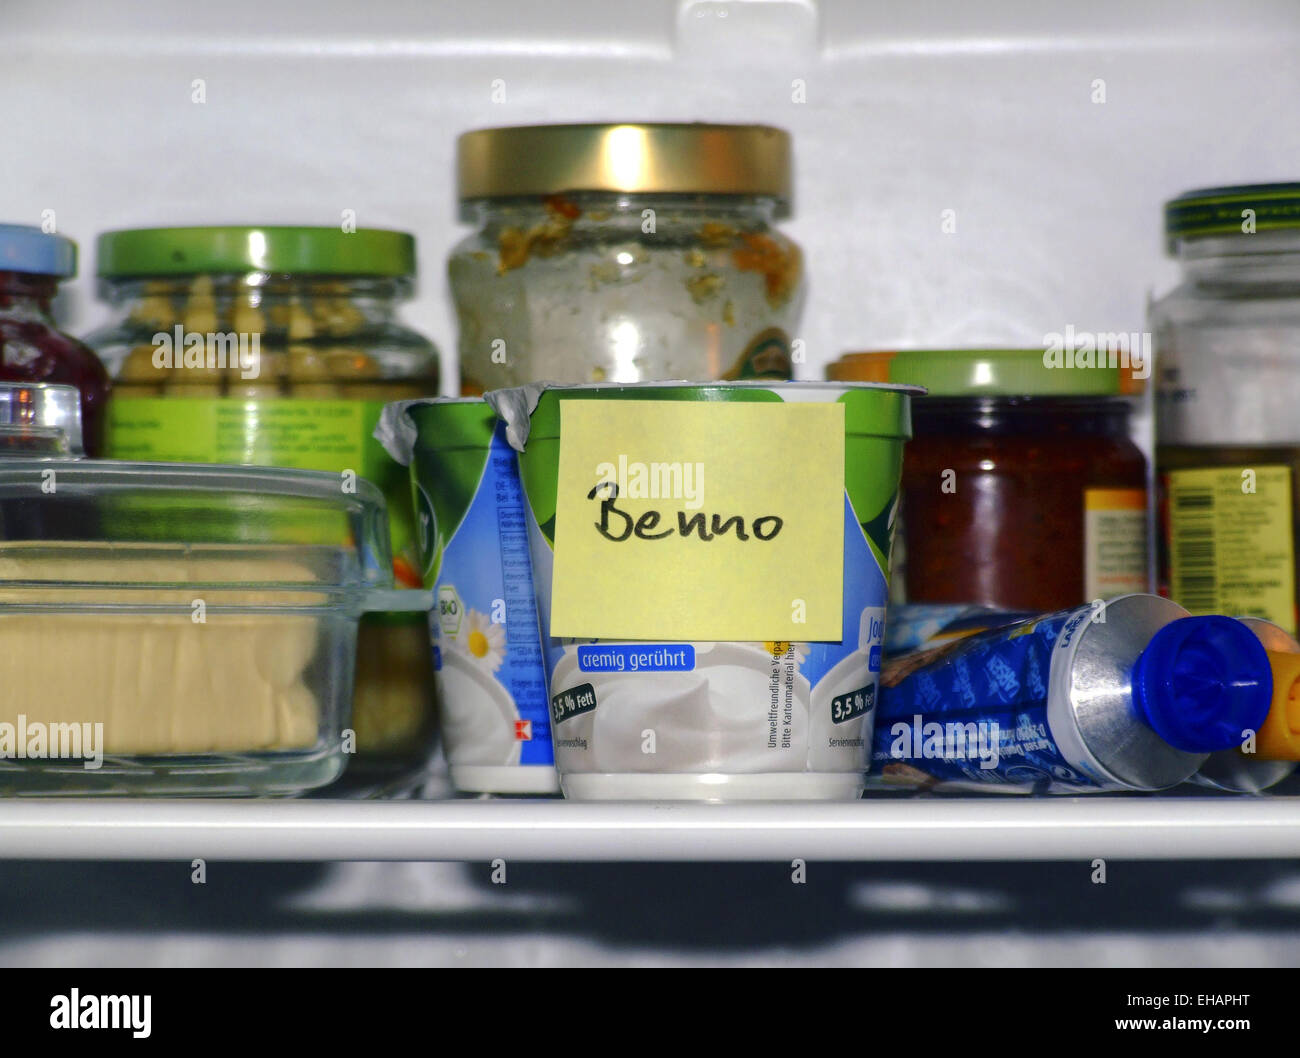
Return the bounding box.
[450,123,805,393]
[1153,184,1300,635]
[831,350,1150,613]
[86,225,441,778]
[0,225,110,456]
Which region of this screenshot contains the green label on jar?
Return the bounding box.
[107,397,418,583]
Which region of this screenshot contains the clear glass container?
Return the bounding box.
[1152,184,1300,634]
[0,439,427,796]
[85,226,441,777]
[450,124,804,392]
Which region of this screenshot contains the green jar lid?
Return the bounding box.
[829,349,1134,397]
[1165,183,1300,249]
[96,226,417,278]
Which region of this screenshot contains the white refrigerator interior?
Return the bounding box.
[3,0,1300,966]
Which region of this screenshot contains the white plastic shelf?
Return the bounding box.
[0,797,1298,862]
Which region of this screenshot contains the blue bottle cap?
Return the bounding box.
[1132,615,1272,753]
[0,224,77,278]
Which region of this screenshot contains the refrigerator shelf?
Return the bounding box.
[0,796,1297,862]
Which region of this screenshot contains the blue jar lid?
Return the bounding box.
[1132,615,1273,753]
[0,225,77,278]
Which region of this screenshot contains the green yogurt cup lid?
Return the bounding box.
[407,399,497,444]
[830,349,1131,398]
[375,397,496,467]
[1165,183,1300,249]
[488,380,918,449]
[97,226,417,278]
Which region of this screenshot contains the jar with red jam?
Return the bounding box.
[0,225,109,457]
[830,349,1149,612]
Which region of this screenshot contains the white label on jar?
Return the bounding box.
[1157,327,1300,446]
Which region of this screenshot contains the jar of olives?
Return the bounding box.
[450,123,804,392]
[86,225,441,778]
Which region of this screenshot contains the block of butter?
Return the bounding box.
[0,547,324,755]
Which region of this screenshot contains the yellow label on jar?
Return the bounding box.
[1083,487,1148,600]
[1168,465,1295,633]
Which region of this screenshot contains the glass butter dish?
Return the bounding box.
[0,386,429,795]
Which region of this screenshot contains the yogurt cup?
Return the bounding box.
[486,381,916,801]
[376,398,558,795]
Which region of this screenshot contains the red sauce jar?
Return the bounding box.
[831,349,1149,611]
[0,226,110,457]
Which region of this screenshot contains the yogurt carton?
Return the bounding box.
[487,381,916,801]
[377,398,558,794]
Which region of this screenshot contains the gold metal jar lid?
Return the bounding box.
[456,123,792,208]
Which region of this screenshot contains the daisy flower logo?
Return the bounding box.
[764,641,809,666]
[453,609,506,672]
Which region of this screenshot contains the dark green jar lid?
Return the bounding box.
[96,226,417,278]
[1165,183,1300,249]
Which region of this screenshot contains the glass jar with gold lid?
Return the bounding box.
[450,123,805,393]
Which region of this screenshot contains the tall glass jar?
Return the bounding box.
[450,123,804,392]
[1152,184,1300,634]
[0,225,110,456]
[85,226,441,779]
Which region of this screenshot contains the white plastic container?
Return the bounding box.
[489,380,916,802]
[377,397,559,795]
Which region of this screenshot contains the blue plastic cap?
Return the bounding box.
[0,224,77,278]
[1132,615,1273,753]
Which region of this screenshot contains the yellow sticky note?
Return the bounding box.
[550,399,844,641]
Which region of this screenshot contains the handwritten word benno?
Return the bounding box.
[587,458,784,543]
